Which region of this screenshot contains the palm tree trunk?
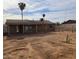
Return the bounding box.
[43,17,45,20]
[21,10,23,21]
[21,10,24,34]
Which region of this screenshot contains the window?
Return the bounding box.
[25,26,28,31]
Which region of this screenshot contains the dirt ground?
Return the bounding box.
[3,31,76,59]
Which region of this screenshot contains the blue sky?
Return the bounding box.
[3,0,76,23]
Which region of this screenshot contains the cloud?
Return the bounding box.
[3,0,76,23]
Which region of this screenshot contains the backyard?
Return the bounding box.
[3,31,76,59]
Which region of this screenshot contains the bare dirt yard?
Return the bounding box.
[3,31,76,59]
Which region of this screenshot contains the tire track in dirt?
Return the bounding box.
[4,42,44,59]
[31,41,57,59]
[31,40,75,59]
[4,40,75,59]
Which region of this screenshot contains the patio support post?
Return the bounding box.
[16,25,19,33]
[7,25,9,35]
[23,25,24,34]
[36,24,37,33]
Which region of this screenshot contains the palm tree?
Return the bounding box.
[43,14,45,19]
[18,2,26,34]
[40,14,45,21]
[18,2,26,20]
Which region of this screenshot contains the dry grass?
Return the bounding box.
[3,31,76,59]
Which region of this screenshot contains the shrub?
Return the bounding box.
[66,34,72,44]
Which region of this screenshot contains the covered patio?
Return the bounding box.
[5,20,54,35]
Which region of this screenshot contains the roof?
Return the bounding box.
[62,20,76,24]
[6,19,53,25]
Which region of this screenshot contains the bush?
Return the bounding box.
[66,34,72,44]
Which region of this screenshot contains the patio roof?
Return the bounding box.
[6,19,54,25]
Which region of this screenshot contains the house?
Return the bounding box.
[3,24,8,35]
[55,20,76,32]
[4,19,55,35]
[62,20,76,24]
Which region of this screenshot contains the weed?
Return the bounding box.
[66,34,72,44]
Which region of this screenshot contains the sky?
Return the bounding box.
[3,0,76,23]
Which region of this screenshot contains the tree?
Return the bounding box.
[42,14,45,19]
[18,2,26,20]
[18,2,26,34]
[56,22,60,26]
[41,14,45,21]
[43,14,45,18]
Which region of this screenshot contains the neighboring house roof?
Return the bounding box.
[62,20,76,24]
[6,19,53,25]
